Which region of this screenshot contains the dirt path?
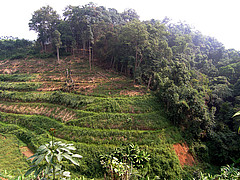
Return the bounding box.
[173,143,196,167]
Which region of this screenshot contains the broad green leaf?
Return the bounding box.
[37,145,47,151]
[56,141,65,146]
[49,154,54,164]
[38,148,48,154]
[45,151,51,163]
[34,154,45,165]
[24,166,37,176]
[62,153,79,166]
[59,147,72,154]
[37,165,46,176]
[27,153,39,161]
[56,151,63,162]
[34,166,41,177]
[72,154,83,158]
[31,156,39,164]
[56,148,61,154]
[66,146,76,151]
[233,111,240,117]
[45,166,51,175]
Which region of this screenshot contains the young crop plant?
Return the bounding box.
[25,128,82,180]
[100,143,150,179]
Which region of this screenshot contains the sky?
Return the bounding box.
[0,0,240,50]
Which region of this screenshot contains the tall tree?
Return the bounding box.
[29,5,60,52]
[52,30,62,62]
[120,8,139,22]
[119,20,149,81]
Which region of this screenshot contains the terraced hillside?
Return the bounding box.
[0,57,184,179]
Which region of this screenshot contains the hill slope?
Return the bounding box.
[0,56,186,179]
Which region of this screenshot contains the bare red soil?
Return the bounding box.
[0,177,8,180]
[173,143,196,167]
[20,146,34,159]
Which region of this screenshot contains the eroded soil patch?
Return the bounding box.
[173,143,196,167]
[20,147,34,159]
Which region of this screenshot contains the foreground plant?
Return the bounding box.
[232,111,240,134]
[199,165,240,180]
[25,128,82,179]
[100,143,150,180]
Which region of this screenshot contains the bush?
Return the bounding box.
[199,165,240,180]
[10,53,26,60]
[34,52,54,59]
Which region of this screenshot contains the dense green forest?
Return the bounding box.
[1,2,240,179]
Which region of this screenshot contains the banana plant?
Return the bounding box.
[25,128,82,179]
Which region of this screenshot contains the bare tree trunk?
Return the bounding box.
[112,57,115,70]
[83,40,86,57]
[89,43,91,71]
[110,56,114,68]
[147,74,152,89]
[91,48,94,69]
[134,44,138,84]
[57,47,60,63]
[135,44,138,74]
[41,42,44,52]
[137,53,143,67]
[121,64,124,73]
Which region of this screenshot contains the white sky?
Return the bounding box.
[0,0,240,50]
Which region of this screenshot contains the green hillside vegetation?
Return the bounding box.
[0,133,29,175]
[0,58,184,179]
[1,2,240,179]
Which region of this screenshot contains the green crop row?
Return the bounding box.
[57,126,182,146]
[0,111,182,146]
[0,90,161,113]
[0,82,42,91]
[0,90,51,102]
[0,111,63,135]
[0,100,169,130]
[0,101,79,122]
[84,95,161,113]
[0,74,37,82]
[67,111,170,130]
[46,91,157,113]
[0,121,183,179]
